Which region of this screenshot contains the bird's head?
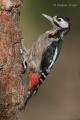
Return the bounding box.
[42,14,71,33]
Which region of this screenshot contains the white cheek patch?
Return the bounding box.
[53,16,69,28]
[60,21,69,28]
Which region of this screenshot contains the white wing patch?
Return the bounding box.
[48,47,58,70]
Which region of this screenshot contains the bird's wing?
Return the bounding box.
[40,41,62,73]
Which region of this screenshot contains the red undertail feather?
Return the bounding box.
[28,71,40,90]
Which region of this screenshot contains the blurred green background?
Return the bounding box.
[19,0,80,120]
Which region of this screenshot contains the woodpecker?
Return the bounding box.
[20,14,71,110]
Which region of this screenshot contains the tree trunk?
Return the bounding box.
[0,0,25,120]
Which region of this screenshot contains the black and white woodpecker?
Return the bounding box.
[20,14,71,109]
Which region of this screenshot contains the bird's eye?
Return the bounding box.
[57,18,62,22]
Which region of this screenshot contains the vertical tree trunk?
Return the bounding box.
[0,0,25,120]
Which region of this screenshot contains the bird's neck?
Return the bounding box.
[48,28,64,42]
[54,28,69,40]
[53,29,64,39]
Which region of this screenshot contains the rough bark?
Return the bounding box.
[0,0,25,120]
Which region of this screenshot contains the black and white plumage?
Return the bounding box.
[20,14,71,110]
[28,14,70,81]
[40,38,62,81]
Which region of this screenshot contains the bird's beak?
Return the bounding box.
[42,13,53,22]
